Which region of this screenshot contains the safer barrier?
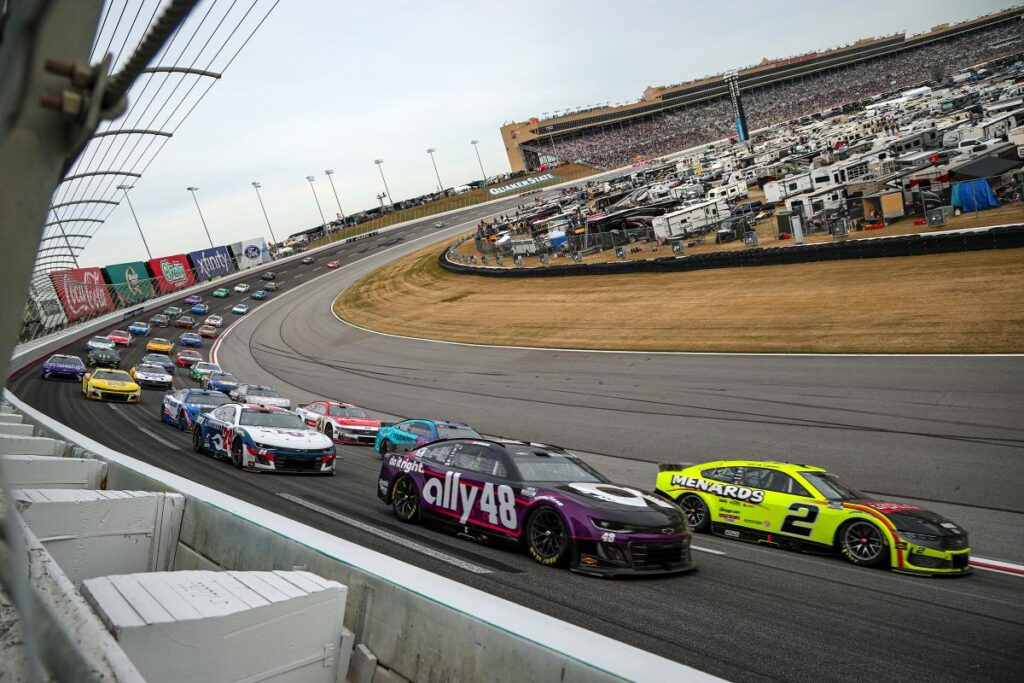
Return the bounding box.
[440,224,1024,278]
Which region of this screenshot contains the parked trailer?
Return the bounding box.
[706,180,748,202]
[652,199,731,240]
[764,172,812,204]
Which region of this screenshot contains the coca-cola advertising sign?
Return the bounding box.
[49,267,115,322]
[147,254,196,294]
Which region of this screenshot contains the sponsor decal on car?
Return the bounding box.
[388,456,424,475]
[670,475,766,504]
[422,472,517,528]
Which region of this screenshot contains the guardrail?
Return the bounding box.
[440,224,1024,278]
[2,389,715,683]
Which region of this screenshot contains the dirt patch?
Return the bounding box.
[335,243,1024,354]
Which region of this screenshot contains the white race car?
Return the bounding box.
[205,315,224,327]
[234,283,250,293]
[229,383,291,409]
[192,404,336,474]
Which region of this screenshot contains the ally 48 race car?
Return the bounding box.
[379,439,696,577]
[656,460,970,575]
[192,404,336,474]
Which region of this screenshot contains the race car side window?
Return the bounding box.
[449,445,508,478]
[407,422,432,437]
[701,467,740,483]
[308,403,325,415]
[743,468,811,497]
[420,443,457,465]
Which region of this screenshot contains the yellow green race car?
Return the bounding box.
[656,460,970,576]
[81,368,141,403]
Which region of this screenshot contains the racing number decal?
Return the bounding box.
[780,502,819,537]
[423,473,517,530]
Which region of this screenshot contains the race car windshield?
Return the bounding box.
[436,426,480,440]
[239,412,305,428]
[329,405,368,418]
[138,365,168,375]
[50,355,84,367]
[800,472,866,501]
[247,388,280,397]
[513,454,607,483]
[188,394,231,407]
[90,337,111,344]
[92,371,127,381]
[195,363,219,372]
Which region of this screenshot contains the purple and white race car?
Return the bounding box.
[41,354,87,381]
[378,439,696,577]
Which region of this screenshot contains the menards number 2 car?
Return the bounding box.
[379,439,696,577]
[656,460,970,576]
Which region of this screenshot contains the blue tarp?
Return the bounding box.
[952,179,1000,212]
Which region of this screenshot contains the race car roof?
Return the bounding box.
[239,403,287,413]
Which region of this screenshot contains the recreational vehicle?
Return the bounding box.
[652,199,731,240]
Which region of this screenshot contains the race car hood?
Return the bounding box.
[92,379,138,391]
[244,427,331,450]
[330,417,380,428]
[852,500,967,537]
[248,396,291,409]
[135,370,171,381]
[546,482,684,525]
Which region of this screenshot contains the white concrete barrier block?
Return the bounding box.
[335,627,356,683]
[372,666,409,683]
[0,434,66,456]
[14,490,185,585]
[0,422,34,436]
[0,454,106,489]
[348,644,377,683]
[0,413,24,424]
[83,571,348,683]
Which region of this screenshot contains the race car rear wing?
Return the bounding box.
[658,462,685,472]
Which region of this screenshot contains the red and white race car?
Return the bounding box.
[295,400,381,445]
[326,260,340,269]
[107,330,132,347]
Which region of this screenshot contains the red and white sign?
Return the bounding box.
[147,254,196,294]
[49,267,115,322]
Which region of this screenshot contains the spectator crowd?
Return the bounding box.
[524,21,1023,170]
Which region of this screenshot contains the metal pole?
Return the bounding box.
[471,139,487,183]
[426,148,443,193]
[186,187,215,248]
[324,170,347,227]
[305,175,327,227]
[251,182,278,245]
[374,159,393,208]
[118,185,153,260]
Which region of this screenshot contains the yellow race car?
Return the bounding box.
[81,368,141,403]
[146,337,173,353]
[656,460,970,576]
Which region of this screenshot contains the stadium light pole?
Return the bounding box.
[251,182,279,245]
[323,169,347,227]
[426,148,444,193]
[186,186,215,248]
[305,175,327,228]
[117,185,153,260]
[471,139,487,183]
[374,159,393,208]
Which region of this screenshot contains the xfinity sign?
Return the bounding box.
[188,246,234,281]
[488,173,556,196]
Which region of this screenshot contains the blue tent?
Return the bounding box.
[951,179,999,212]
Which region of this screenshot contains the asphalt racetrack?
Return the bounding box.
[9,196,1024,682]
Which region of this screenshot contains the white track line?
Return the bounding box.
[691,546,726,555]
[278,492,492,574]
[970,556,1024,577]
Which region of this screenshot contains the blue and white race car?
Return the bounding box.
[192,404,336,474]
[179,332,203,348]
[127,321,151,336]
[160,388,232,431]
[202,371,240,394]
[191,303,209,315]
[232,304,249,315]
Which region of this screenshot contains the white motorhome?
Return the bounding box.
[962,113,1018,142]
[785,186,846,217]
[764,172,812,204]
[706,179,748,202]
[652,199,731,240]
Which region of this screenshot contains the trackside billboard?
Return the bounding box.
[28,277,69,330]
[147,254,196,294]
[104,261,156,306]
[229,237,270,270]
[188,246,234,281]
[49,267,115,322]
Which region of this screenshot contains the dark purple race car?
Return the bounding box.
[40,353,87,381]
[378,438,697,577]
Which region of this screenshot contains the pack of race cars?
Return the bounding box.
[36,292,973,579]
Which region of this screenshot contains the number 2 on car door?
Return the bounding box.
[780,502,819,536]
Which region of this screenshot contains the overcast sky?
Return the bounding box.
[72,0,1016,267]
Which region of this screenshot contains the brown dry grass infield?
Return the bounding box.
[334,243,1024,353]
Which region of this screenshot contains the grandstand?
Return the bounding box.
[500,5,1024,172]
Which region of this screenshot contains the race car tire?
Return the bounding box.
[526,506,571,567]
[231,440,244,470]
[391,476,420,523]
[839,520,889,568]
[192,428,203,453]
[677,493,710,532]
[324,423,335,442]
[379,439,393,456]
